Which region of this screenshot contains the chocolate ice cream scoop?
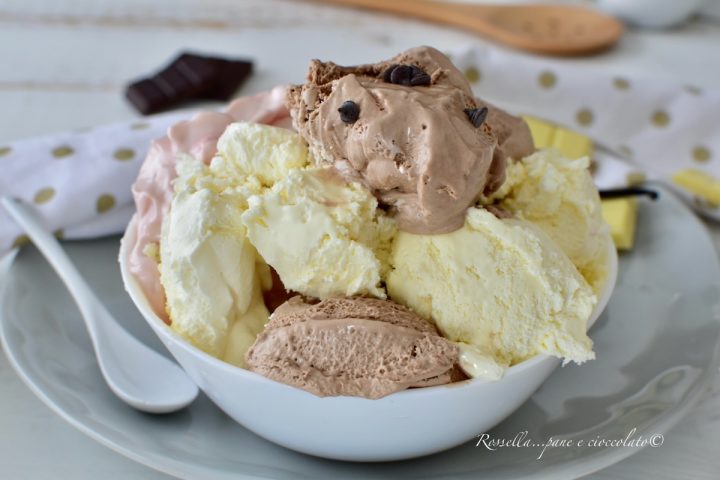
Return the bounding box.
[245,296,459,399]
[287,46,533,234]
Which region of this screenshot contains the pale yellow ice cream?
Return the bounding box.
[159,122,311,364]
[241,167,396,299]
[159,156,269,360]
[494,149,612,294]
[386,207,596,377]
[223,279,271,367]
[215,122,310,188]
[160,120,398,363]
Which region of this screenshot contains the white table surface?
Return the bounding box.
[1,1,719,478]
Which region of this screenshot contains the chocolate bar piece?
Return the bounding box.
[198,57,253,101]
[125,52,254,115]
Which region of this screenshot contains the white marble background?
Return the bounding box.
[1,0,719,478]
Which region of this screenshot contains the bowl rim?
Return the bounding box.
[119,214,618,399]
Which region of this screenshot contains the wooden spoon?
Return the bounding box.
[320,0,624,56]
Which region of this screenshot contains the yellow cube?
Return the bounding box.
[672,169,720,205]
[601,198,638,250]
[523,116,593,159]
[523,115,555,149]
[523,115,635,250]
[552,127,593,160]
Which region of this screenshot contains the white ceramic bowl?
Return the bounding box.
[119,215,618,462]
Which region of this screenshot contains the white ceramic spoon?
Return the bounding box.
[1,196,198,413]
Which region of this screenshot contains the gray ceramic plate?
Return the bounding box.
[1,186,719,480]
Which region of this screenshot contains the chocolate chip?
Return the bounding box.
[409,70,431,86]
[383,64,431,87]
[383,64,399,83]
[390,65,413,86]
[464,107,489,128]
[338,100,360,124]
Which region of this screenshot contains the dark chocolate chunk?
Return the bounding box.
[125,52,254,115]
[338,100,360,124]
[464,107,489,128]
[384,64,431,87]
[125,79,172,116]
[197,57,253,100]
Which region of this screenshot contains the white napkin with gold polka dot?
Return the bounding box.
[2,45,720,253]
[0,111,189,251]
[450,45,720,219]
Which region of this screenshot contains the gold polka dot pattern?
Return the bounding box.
[576,108,594,127]
[113,148,135,161]
[538,71,556,89]
[464,66,480,84]
[613,78,630,90]
[692,146,711,163]
[96,194,116,214]
[33,187,56,204]
[626,172,647,185]
[12,235,30,248]
[651,110,670,128]
[52,145,74,158]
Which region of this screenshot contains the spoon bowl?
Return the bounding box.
[1,196,199,414]
[476,5,624,55]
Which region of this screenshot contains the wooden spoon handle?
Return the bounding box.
[319,0,623,55]
[319,0,492,28]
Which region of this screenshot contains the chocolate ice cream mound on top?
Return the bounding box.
[287,46,534,234]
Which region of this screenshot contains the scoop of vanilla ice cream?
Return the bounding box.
[159,122,311,362]
[242,168,396,299]
[497,149,612,294]
[386,207,596,377]
[215,122,310,187]
[223,279,271,368]
[160,157,269,358]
